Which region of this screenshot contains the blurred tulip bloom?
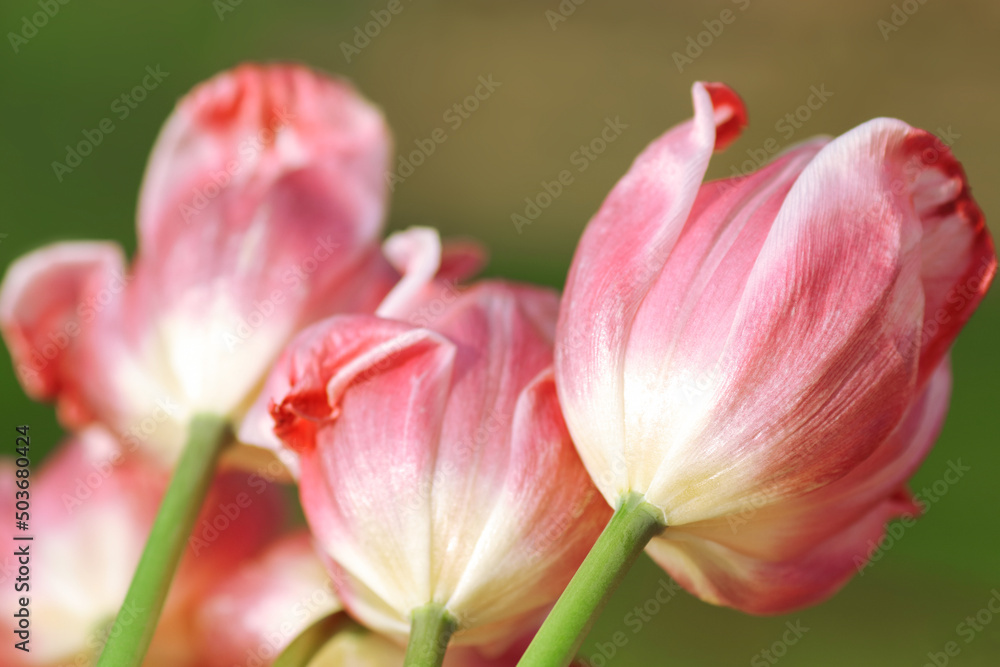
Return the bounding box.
[0,63,396,465]
[554,81,995,613]
[0,428,285,667]
[196,531,341,667]
[250,251,610,649]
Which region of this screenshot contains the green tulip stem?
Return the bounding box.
[403,603,458,667]
[96,413,232,667]
[517,491,665,667]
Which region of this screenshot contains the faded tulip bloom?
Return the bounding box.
[0,428,285,667]
[554,82,995,613]
[0,63,396,465]
[251,270,610,648]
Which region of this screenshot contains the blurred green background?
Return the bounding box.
[1,1,998,665]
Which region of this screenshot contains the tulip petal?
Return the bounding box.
[285,317,456,635]
[377,226,487,323]
[645,488,918,615]
[556,82,748,506]
[377,227,445,319]
[447,370,611,633]
[235,340,301,473]
[0,242,127,426]
[622,139,828,495]
[428,285,561,604]
[644,119,934,523]
[901,131,996,383]
[662,359,950,569]
[139,63,389,261]
[196,531,340,667]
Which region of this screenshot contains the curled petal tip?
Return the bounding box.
[270,395,324,455]
[895,127,996,380]
[699,82,748,151]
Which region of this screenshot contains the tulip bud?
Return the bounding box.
[252,270,610,647]
[555,81,995,613]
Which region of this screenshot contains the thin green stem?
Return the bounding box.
[403,603,458,667]
[96,413,231,667]
[517,492,665,667]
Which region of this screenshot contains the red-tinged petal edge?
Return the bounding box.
[703,82,748,151]
[901,130,996,384]
[269,316,454,455]
[0,242,126,425]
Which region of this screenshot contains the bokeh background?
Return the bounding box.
[1,1,998,665]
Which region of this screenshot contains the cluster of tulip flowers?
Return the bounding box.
[0,63,994,667]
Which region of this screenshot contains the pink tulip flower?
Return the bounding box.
[554,81,995,613]
[251,265,611,647]
[0,63,396,466]
[0,428,286,667]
